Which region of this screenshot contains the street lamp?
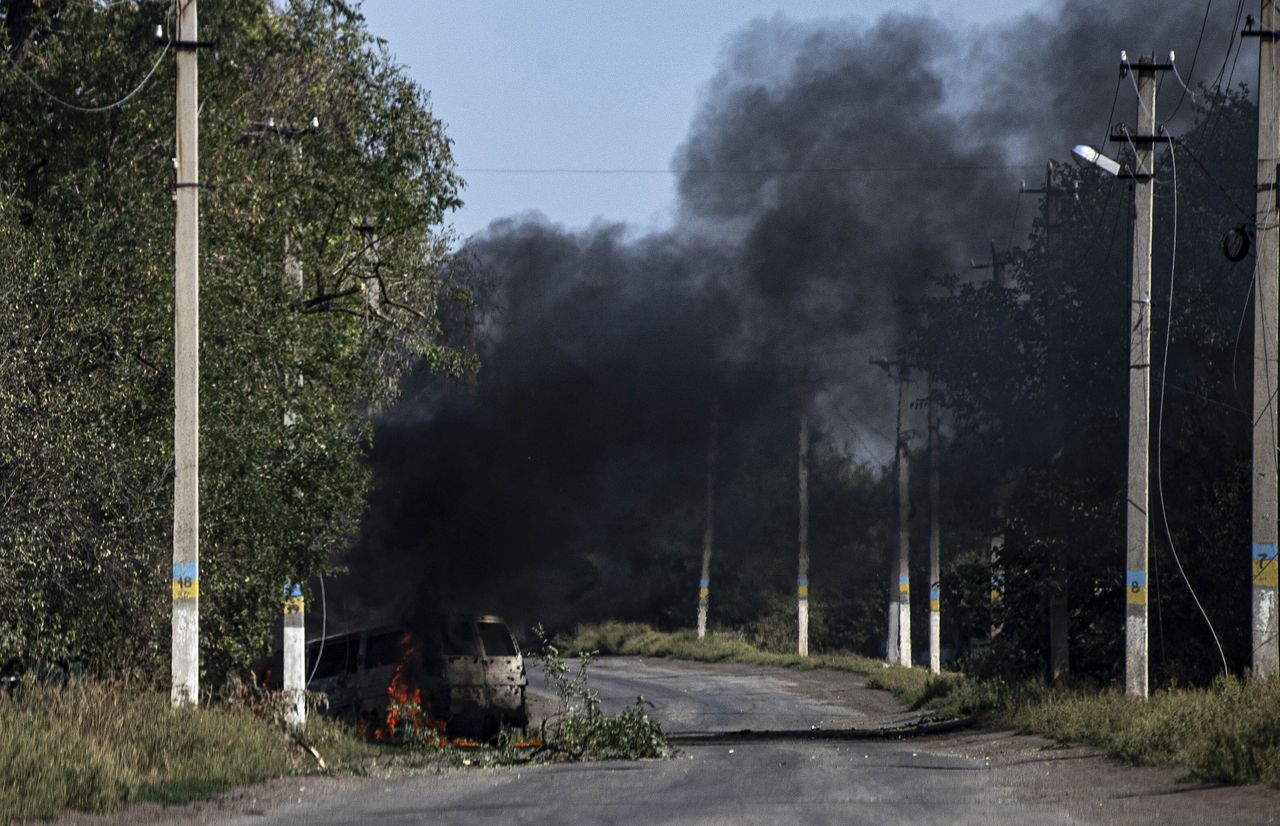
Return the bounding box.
[1071,145,1125,178]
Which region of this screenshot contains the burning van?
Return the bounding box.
[304,614,528,736]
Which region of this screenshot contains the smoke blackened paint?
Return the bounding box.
[349,1,1245,628]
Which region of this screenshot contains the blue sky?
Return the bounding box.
[362,2,1047,242]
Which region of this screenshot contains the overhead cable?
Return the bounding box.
[1166,0,1214,122]
[1154,130,1230,676]
[5,23,171,114]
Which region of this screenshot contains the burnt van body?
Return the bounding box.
[305,614,528,735]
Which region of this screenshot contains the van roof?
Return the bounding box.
[306,614,512,646]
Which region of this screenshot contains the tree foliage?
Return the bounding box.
[0,0,470,683]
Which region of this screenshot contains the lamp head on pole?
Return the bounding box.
[1071,144,1123,178]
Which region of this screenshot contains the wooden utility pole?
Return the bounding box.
[1249,2,1280,678]
[927,373,942,674]
[1117,56,1158,698]
[696,400,719,640]
[797,396,811,658]
[171,0,201,708]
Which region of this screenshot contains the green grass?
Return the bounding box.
[560,622,1280,786]
[0,679,379,824]
[1002,676,1280,786]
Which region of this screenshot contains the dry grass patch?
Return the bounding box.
[0,679,361,823]
[1005,676,1280,785]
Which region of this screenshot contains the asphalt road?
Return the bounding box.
[75,657,1280,825]
[543,656,913,734]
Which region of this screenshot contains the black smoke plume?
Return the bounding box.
[343,1,1246,630]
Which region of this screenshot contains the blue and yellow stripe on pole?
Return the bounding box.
[1254,543,1278,588]
[1126,570,1147,606]
[797,577,809,598]
[283,582,304,615]
[929,587,940,612]
[898,574,910,595]
[172,561,198,601]
[698,578,710,599]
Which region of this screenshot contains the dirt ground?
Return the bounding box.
[926,727,1280,824]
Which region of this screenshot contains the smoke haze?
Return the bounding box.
[343,0,1248,628]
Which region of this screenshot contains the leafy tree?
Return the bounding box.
[0,0,471,684]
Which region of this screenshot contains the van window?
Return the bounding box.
[310,638,355,679]
[444,621,479,656]
[477,622,517,656]
[364,631,404,668]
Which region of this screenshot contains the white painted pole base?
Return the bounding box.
[897,591,911,667]
[886,600,898,662]
[797,596,809,658]
[929,607,940,674]
[1124,603,1147,698]
[283,585,306,728]
[171,587,198,706]
[1253,578,1277,677]
[696,592,709,640]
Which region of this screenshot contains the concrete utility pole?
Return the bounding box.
[927,373,942,674]
[1014,164,1072,679]
[895,367,912,667]
[1118,56,1158,699]
[1028,162,1070,684]
[696,400,719,640]
[872,358,912,665]
[171,0,201,708]
[972,241,1010,639]
[1249,2,1280,678]
[282,242,305,728]
[797,397,811,658]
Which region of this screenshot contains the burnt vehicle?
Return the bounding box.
[304,614,528,736]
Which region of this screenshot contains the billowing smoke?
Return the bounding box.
[342,1,1245,630]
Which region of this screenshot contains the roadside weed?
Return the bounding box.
[533,626,669,761]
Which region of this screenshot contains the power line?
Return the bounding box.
[1199,0,1249,146]
[1176,139,1255,222]
[1005,188,1024,254]
[4,22,172,114]
[1153,132,1230,675]
[457,163,1045,176]
[306,573,327,688]
[1170,58,1199,114]
[1100,74,1124,152]
[1167,0,1215,122]
[1232,270,1255,405]
[1163,381,1248,415]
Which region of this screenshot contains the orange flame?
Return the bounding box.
[379,632,446,746]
